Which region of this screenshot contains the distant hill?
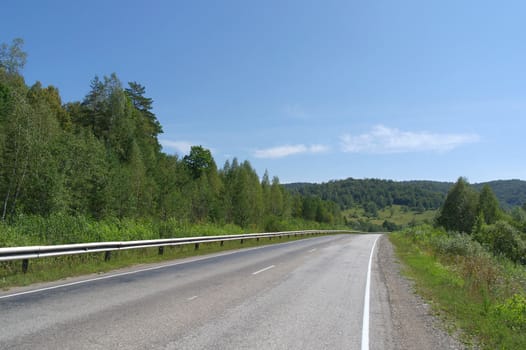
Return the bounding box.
[285,178,526,211]
[473,180,526,209]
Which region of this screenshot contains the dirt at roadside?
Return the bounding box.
[372,235,469,350]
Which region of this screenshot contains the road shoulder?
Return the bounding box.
[371,235,465,350]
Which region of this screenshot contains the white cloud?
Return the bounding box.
[340,125,480,154]
[254,144,329,159]
[160,139,193,155]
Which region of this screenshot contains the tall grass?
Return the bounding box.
[0,214,249,247]
[390,226,526,348]
[0,214,347,247]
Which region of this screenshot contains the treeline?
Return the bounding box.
[0,39,341,233]
[286,178,526,214]
[473,180,526,209]
[286,179,449,212]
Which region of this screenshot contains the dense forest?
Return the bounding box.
[286,178,526,213]
[0,38,341,240]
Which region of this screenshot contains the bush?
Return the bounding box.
[432,233,485,257]
[382,220,400,232]
[474,221,526,264]
[264,215,288,232]
[401,224,445,245]
[494,293,526,331]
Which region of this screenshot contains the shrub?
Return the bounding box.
[475,221,526,264]
[432,233,485,257]
[494,293,526,331]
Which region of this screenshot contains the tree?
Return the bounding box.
[436,177,479,233]
[221,159,263,228]
[82,74,135,158]
[183,146,215,179]
[0,38,27,75]
[478,184,500,225]
[125,82,162,141]
[0,80,63,218]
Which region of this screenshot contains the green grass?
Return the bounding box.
[344,205,437,227]
[390,227,526,349]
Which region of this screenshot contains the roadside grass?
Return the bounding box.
[0,232,324,291]
[390,227,526,349]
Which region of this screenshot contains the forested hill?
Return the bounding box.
[285,178,526,211]
[473,180,526,208]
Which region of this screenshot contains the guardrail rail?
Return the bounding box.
[0,230,355,273]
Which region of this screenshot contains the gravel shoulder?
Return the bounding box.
[371,235,466,350]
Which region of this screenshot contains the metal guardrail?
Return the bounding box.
[0,230,354,273]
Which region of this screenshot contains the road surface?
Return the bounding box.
[0,234,461,349]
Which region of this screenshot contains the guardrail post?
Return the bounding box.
[194,243,199,250]
[104,251,111,261]
[256,237,259,242]
[240,239,244,244]
[22,259,29,273]
[220,241,224,247]
[158,246,164,255]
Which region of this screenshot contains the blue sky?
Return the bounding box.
[2,0,526,183]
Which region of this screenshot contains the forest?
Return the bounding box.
[0,39,341,246]
[286,178,526,213]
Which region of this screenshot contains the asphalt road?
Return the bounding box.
[0,234,388,350]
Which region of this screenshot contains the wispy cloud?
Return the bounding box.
[340,125,480,154]
[160,139,193,155]
[254,144,329,159]
[283,104,309,120]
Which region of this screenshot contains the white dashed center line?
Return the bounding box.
[252,265,275,275]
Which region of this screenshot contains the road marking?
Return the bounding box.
[308,248,317,253]
[187,295,198,301]
[252,265,275,275]
[361,235,381,350]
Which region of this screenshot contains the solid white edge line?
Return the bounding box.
[252,265,275,275]
[0,235,332,301]
[361,234,381,350]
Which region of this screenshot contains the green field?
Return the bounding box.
[343,205,438,228]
